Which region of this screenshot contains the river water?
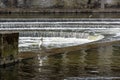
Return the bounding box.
[0,13,120,18]
[0,45,120,80]
[0,13,120,80]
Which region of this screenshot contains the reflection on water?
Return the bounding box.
[0,45,120,80]
[0,13,120,18]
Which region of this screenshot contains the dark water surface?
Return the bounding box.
[0,13,120,18]
[0,44,120,80]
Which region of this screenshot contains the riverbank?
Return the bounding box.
[0,8,120,14]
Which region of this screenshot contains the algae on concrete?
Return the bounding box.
[0,33,19,63]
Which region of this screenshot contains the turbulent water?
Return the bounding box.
[0,18,119,52]
[0,19,120,31]
[19,35,104,52]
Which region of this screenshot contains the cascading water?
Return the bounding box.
[0,18,120,52]
[0,21,120,31]
[0,18,120,31]
[1,18,120,80]
[18,30,104,52]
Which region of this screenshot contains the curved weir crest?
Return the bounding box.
[19,34,104,51]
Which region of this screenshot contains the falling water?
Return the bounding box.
[0,18,120,51]
[19,31,89,38]
[0,18,120,80]
[0,18,120,31]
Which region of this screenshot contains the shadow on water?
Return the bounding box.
[0,44,120,80]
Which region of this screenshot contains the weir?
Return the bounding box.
[0,18,120,31]
[19,31,89,38]
[0,18,119,34]
[0,18,120,80]
[0,18,119,38]
[0,18,120,52]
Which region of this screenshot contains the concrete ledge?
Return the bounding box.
[41,40,120,56]
[0,32,19,67]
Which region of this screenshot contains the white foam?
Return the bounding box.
[114,33,120,37]
[19,34,104,51]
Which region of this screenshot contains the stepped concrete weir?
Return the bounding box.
[0,32,19,67]
[0,18,120,38]
[0,18,120,62]
[0,13,120,79]
[0,18,120,31]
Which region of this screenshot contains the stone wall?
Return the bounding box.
[31,0,56,8]
[0,0,120,9]
[105,0,120,8]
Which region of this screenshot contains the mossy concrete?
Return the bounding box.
[0,32,19,67]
